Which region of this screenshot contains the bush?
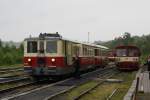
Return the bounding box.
[3,53,15,65]
[0,48,3,65]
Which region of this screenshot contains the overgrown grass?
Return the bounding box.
[80,71,137,100]
[81,72,136,100]
[51,81,98,100]
[110,71,136,100]
[80,82,118,100]
[0,71,24,78]
[0,80,29,90]
[51,71,137,100]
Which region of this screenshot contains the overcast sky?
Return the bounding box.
[0,0,150,42]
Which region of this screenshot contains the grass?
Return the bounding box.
[51,81,98,100]
[110,71,137,100]
[0,64,23,68]
[80,82,118,100]
[81,71,137,100]
[51,71,137,100]
[0,71,24,78]
[0,80,30,90]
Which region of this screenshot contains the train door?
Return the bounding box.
[37,40,46,67]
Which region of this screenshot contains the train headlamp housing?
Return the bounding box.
[51,58,55,62]
[28,58,31,62]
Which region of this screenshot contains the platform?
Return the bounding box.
[138,71,150,93]
[124,66,150,100]
[137,66,150,100]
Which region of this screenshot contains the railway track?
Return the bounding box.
[0,68,23,74]
[0,67,22,71]
[0,76,55,99]
[72,70,118,100]
[1,67,117,100]
[48,67,119,100]
[0,77,30,84]
[0,80,52,99]
[0,67,24,79]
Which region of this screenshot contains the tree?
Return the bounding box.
[0,39,2,48]
[123,32,131,39]
[0,48,3,65]
[3,53,14,65]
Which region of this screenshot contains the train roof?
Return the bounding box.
[24,33,109,50]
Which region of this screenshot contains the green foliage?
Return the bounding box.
[3,53,14,65]
[0,48,3,65]
[0,40,23,66]
[0,39,2,47]
[98,32,150,63]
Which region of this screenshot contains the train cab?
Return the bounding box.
[114,45,141,70]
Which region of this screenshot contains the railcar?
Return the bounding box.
[114,45,141,70]
[23,33,109,78]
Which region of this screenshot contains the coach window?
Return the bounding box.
[46,41,57,53]
[85,47,88,56]
[27,41,37,53]
[83,47,85,55]
[94,49,99,56]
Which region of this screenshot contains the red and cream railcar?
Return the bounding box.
[24,33,108,78]
[114,45,141,70]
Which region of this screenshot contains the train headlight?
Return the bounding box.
[51,58,55,62]
[28,58,31,62]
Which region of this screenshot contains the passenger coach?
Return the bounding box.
[24,33,109,78]
[114,45,141,70]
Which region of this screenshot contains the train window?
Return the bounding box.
[46,41,57,53]
[27,41,37,53]
[116,49,127,56]
[94,49,99,56]
[128,49,139,56]
[73,46,80,56]
[85,48,88,55]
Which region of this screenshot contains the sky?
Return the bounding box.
[0,0,150,42]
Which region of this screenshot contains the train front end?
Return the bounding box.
[23,33,66,78]
[115,46,141,70]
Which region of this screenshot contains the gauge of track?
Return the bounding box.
[48,67,119,100]
[1,67,117,100]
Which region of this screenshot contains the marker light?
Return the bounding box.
[51,58,55,62]
[28,58,31,62]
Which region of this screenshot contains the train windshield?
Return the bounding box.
[46,41,57,53]
[116,49,127,57]
[27,41,38,53]
[128,49,139,56]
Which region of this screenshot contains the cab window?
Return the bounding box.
[27,41,37,53]
[46,41,57,53]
